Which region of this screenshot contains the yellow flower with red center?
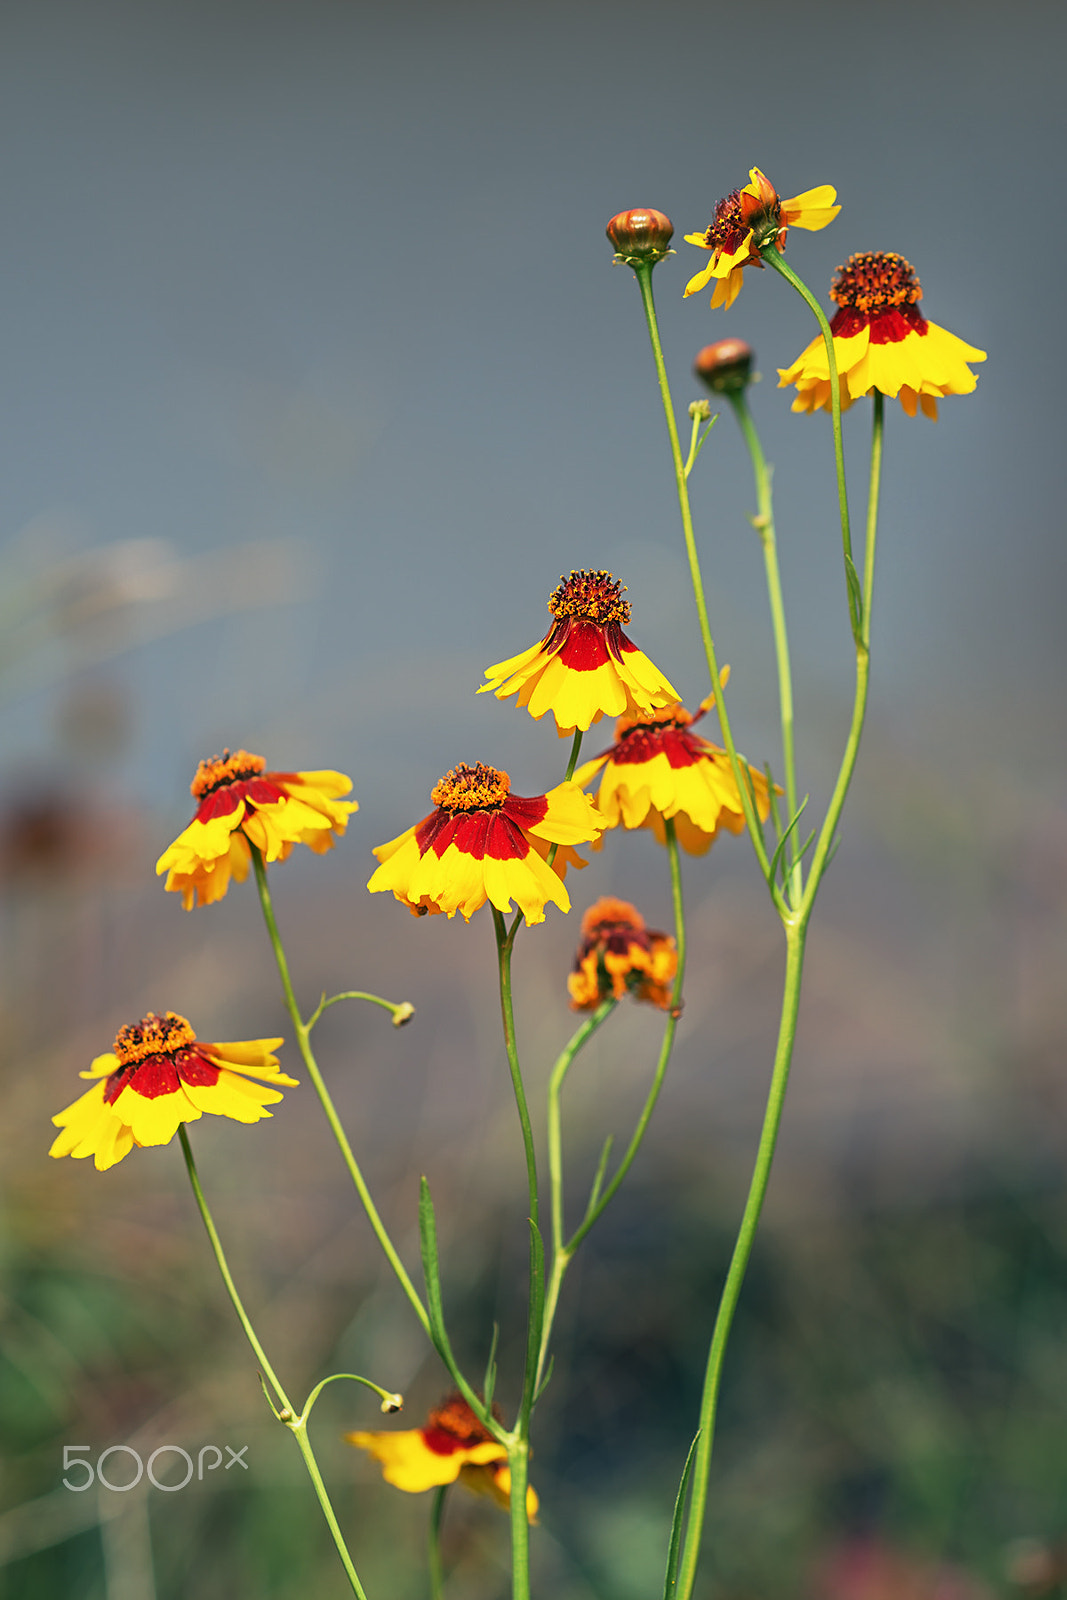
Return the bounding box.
[368,762,604,925]
[684,167,840,310]
[156,749,357,909]
[346,1393,538,1522]
[478,570,680,737]
[573,698,771,855]
[777,251,987,418]
[49,1011,295,1172]
[568,897,677,1012]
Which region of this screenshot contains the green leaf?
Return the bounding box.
[418,1177,448,1349]
[844,553,863,633]
[482,1323,500,1411]
[663,1430,701,1599]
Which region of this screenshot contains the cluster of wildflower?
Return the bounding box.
[48,161,987,1538]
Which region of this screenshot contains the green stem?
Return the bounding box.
[306,990,415,1030]
[761,243,859,640]
[633,261,775,893]
[250,847,431,1338]
[568,818,686,1248]
[491,905,543,1432]
[727,389,802,909]
[506,1438,532,1600]
[535,818,687,1395]
[178,1128,368,1598]
[674,924,806,1600]
[536,997,616,1397]
[428,1486,447,1600]
[799,393,883,918]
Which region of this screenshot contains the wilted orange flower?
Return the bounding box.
[346,1393,538,1521]
[478,570,679,737]
[778,251,986,418]
[568,897,677,1011]
[368,762,605,924]
[684,167,839,310]
[574,696,771,855]
[156,749,357,908]
[49,1011,294,1171]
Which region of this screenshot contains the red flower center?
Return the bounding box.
[548,570,631,628]
[829,252,928,343]
[191,749,267,800]
[105,1011,221,1104]
[422,1394,500,1456]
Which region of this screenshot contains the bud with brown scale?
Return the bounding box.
[693,337,755,395]
[606,209,674,267]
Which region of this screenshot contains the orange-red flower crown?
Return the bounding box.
[49,1011,295,1171]
[479,569,680,736]
[368,761,605,924]
[156,749,356,909]
[778,251,987,418]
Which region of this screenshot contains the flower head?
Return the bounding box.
[777,251,987,418]
[346,1393,538,1522]
[368,762,605,925]
[478,570,680,737]
[693,337,755,395]
[156,749,357,909]
[568,897,677,1012]
[684,167,840,310]
[573,696,772,855]
[606,208,675,267]
[49,1011,295,1171]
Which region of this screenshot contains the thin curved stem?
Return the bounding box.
[674,925,806,1600]
[761,244,859,640]
[178,1128,368,1598]
[727,389,802,909]
[633,261,775,891]
[535,818,687,1397]
[250,847,430,1338]
[491,905,543,1433]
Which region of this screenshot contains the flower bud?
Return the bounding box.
[693,338,754,395]
[606,209,674,267]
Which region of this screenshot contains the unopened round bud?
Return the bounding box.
[694,338,755,395]
[606,209,674,267]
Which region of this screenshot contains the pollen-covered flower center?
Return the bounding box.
[191,748,267,800]
[431,763,510,813]
[113,1010,196,1066]
[548,569,631,628]
[616,703,692,740]
[831,252,921,314]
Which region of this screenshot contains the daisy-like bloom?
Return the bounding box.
[346,1393,538,1522]
[368,762,604,925]
[478,570,680,738]
[49,1011,295,1172]
[573,699,771,856]
[684,167,840,310]
[568,896,677,1012]
[156,749,357,909]
[777,251,987,419]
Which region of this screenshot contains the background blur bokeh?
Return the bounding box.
[2,1,1066,1596]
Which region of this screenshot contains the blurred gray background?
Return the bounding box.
[1,2,1065,1597]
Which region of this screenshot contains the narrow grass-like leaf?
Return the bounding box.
[663,1429,701,1600]
[585,1135,615,1220]
[483,1323,500,1412]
